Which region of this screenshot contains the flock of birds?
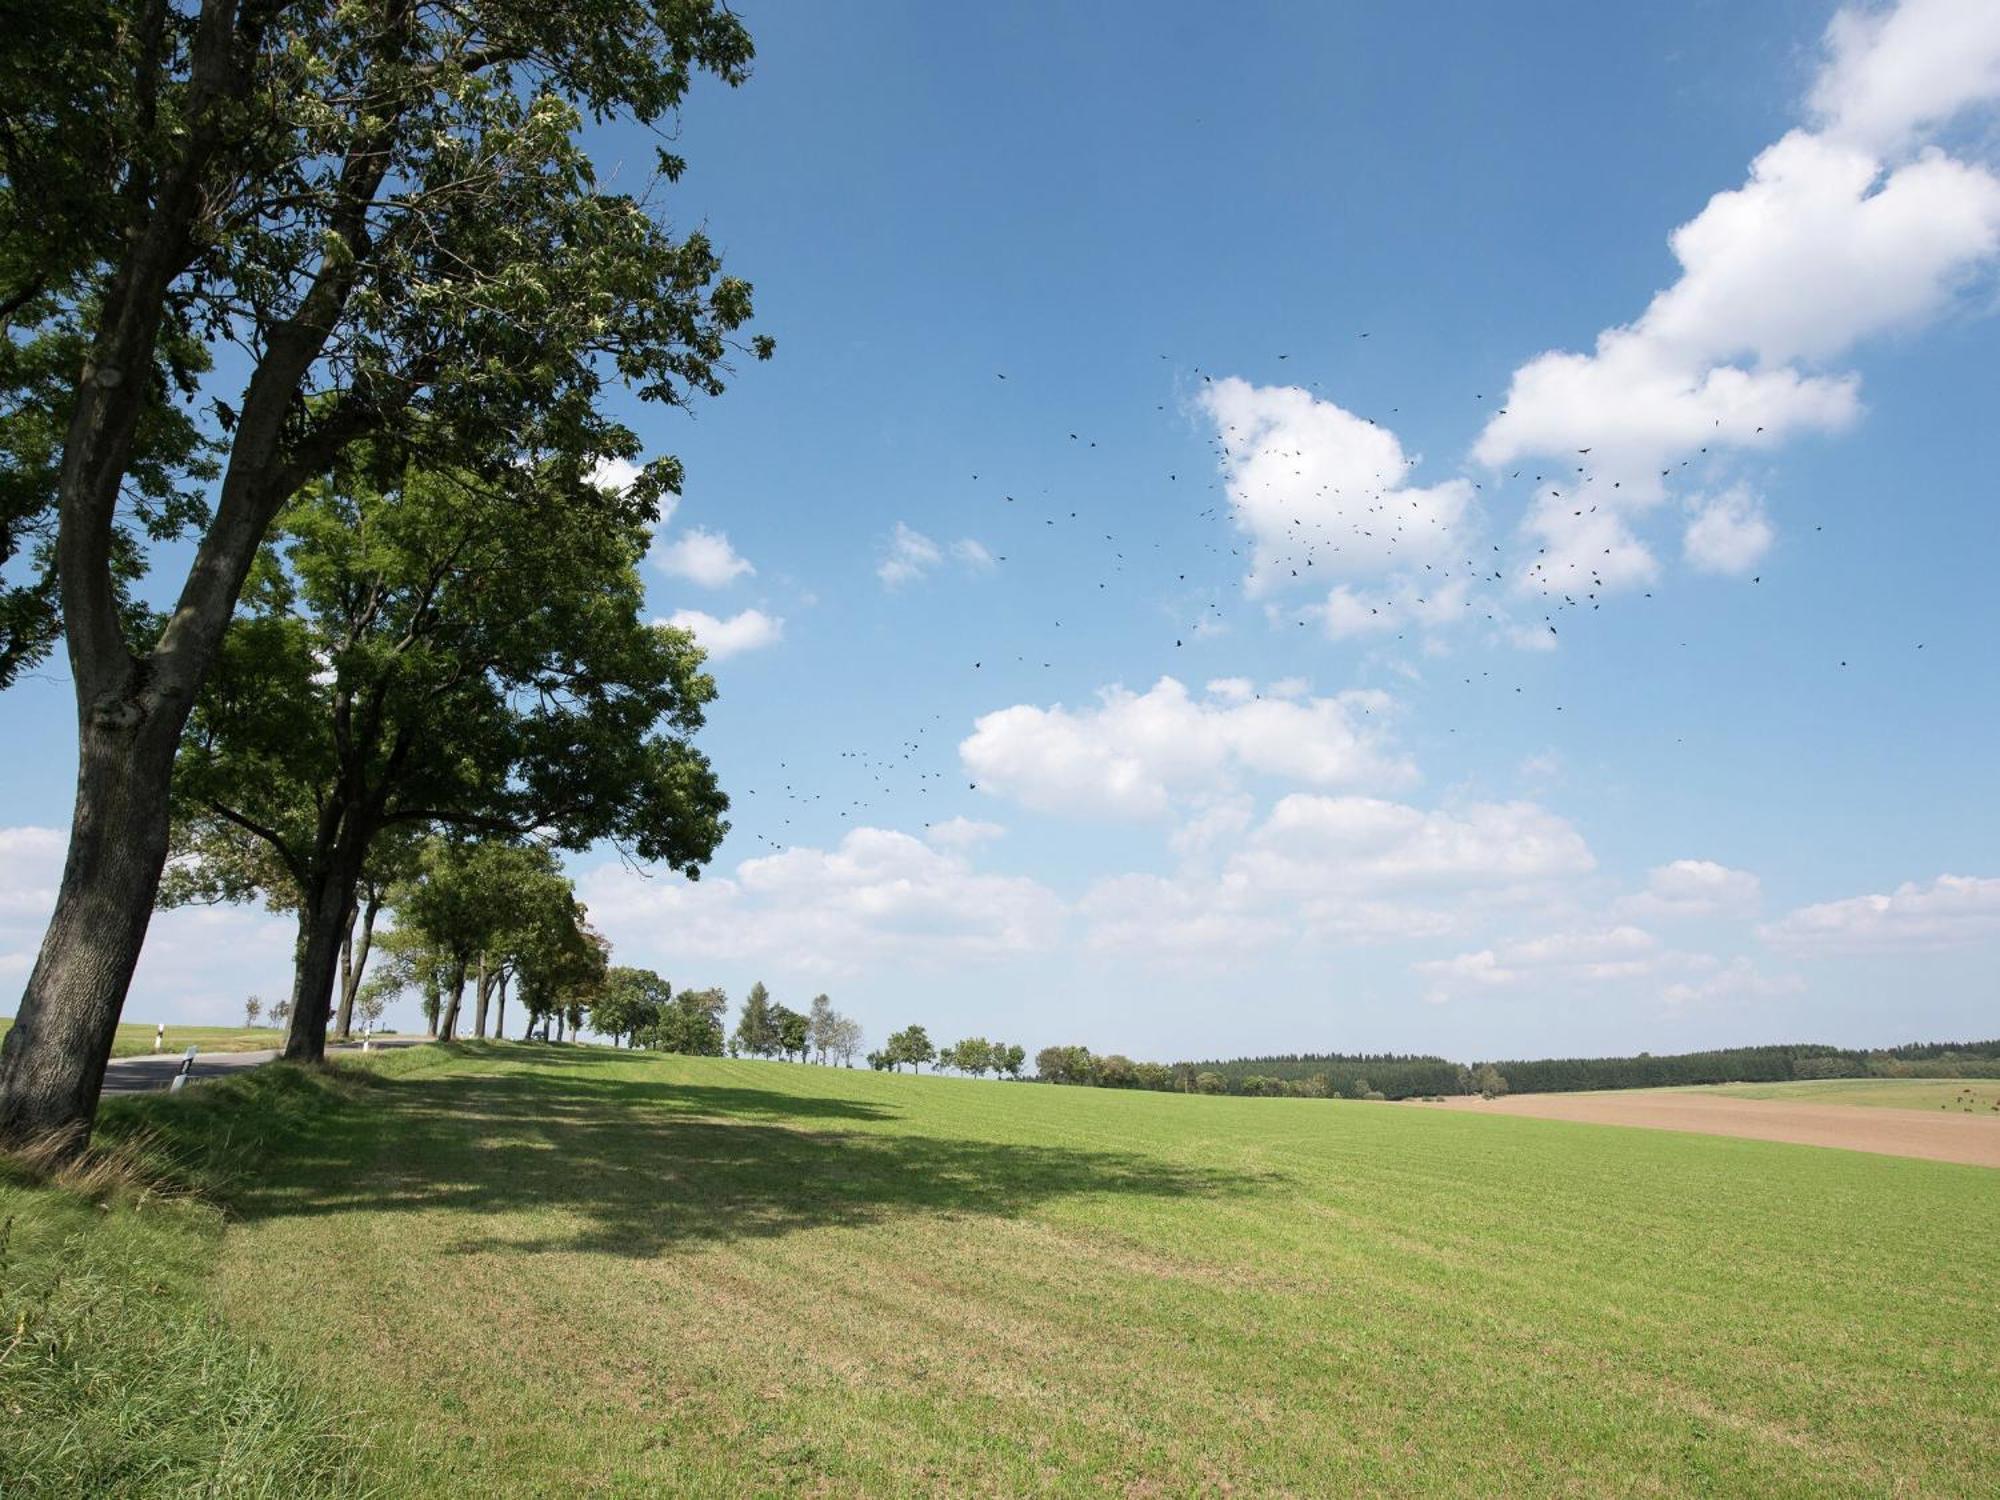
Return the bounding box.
[725,349,1855,855]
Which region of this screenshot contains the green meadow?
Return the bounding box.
[4,1043,1995,1497]
[0,1017,286,1059]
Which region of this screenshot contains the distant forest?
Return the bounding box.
[1155,1038,2000,1101]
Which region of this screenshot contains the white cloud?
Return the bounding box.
[1761,873,2000,952]
[1661,957,1805,1010]
[951,537,996,570]
[923,816,1005,851]
[1811,0,2000,152]
[1240,794,1595,893]
[1082,794,1595,958]
[961,676,1413,818]
[1415,925,1661,1001]
[1199,378,1476,596]
[661,607,784,660]
[1630,859,1764,919]
[1683,487,1775,575]
[0,826,299,1027]
[877,522,943,588]
[580,827,1063,975]
[652,526,754,588]
[1475,1,2000,592]
[878,524,994,587]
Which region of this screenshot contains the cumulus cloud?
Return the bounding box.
[1199,378,1476,596]
[1414,925,1661,1002]
[923,816,1005,851]
[652,526,755,588]
[1661,957,1805,1010]
[960,676,1414,818]
[1,827,298,1025]
[1475,0,2000,591]
[1629,859,1763,919]
[580,827,1063,975]
[1760,873,2000,952]
[1082,794,1595,956]
[1811,0,2000,151]
[660,607,784,660]
[1683,487,1775,575]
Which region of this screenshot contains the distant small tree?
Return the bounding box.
[1194,1071,1226,1094]
[885,1025,935,1073]
[948,1037,995,1077]
[1344,1078,1372,1100]
[826,1015,864,1067]
[734,982,779,1058]
[593,967,670,1048]
[997,1044,1026,1080]
[268,998,292,1031]
[1035,1045,1096,1085]
[1470,1064,1510,1099]
[1097,1054,1139,1089]
[772,1004,809,1062]
[806,994,835,1062]
[649,988,728,1056]
[242,995,263,1029]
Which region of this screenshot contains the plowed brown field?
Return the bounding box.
[1426,1089,2000,1167]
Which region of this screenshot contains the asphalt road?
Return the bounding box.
[101,1036,429,1095]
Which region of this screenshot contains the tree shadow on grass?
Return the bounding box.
[110,1051,1274,1260]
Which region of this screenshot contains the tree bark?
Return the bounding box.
[282,820,372,1063]
[493,973,507,1040]
[335,885,380,1041]
[437,959,468,1042]
[472,952,492,1039]
[0,702,181,1147]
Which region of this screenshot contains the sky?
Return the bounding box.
[4,0,1999,1062]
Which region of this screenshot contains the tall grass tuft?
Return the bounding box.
[1,1141,370,1496]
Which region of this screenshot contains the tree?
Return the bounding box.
[268,998,292,1031]
[996,1044,1026,1080]
[947,1038,994,1078]
[1470,1064,1510,1099]
[241,995,262,1029]
[826,1016,865,1068]
[0,0,770,1150]
[733,982,778,1058]
[885,1025,935,1074]
[1194,1072,1226,1095]
[593,967,670,1048]
[164,453,727,1065]
[772,1004,809,1063]
[807,994,835,1062]
[645,987,727,1056]
[1035,1045,1096,1086]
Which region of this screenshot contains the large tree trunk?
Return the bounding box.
[0,703,181,1148]
[493,973,508,1040]
[335,886,380,1041]
[472,953,492,1039]
[437,959,469,1041]
[282,807,374,1063]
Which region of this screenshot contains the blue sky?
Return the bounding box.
[4,0,1998,1060]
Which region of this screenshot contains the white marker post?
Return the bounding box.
[169,1044,198,1092]
[154,1022,165,1054]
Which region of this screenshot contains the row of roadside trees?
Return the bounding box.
[0,1,774,1152]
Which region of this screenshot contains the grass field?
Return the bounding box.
[5,1044,1997,1497]
[0,1016,286,1059]
[1685,1076,2000,1111]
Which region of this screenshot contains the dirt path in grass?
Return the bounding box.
[1424,1091,2000,1167]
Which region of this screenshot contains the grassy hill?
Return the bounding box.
[4,1043,1996,1496]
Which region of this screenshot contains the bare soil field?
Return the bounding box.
[1427,1089,2000,1167]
